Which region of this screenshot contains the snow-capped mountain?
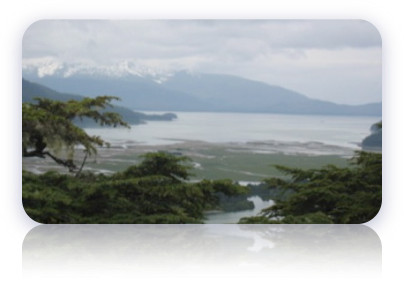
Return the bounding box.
[22,58,174,84]
[22,59,382,116]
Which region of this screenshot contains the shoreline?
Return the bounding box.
[107,138,360,155]
[22,139,359,181]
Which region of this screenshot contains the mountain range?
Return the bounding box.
[22,61,382,116]
[22,78,177,127]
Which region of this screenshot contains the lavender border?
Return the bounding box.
[1,2,403,242]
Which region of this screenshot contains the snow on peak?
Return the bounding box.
[22,58,175,83]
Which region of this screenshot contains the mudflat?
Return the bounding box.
[22,139,353,182]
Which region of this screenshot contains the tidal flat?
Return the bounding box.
[22,140,352,182]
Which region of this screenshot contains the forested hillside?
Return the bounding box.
[22,78,177,127]
[23,71,382,116]
[362,121,382,150]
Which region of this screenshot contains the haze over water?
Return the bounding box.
[85,112,380,154]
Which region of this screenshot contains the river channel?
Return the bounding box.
[204,196,274,224]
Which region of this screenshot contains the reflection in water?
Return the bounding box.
[23,224,381,279]
[204,196,274,224]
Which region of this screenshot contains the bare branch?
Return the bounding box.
[43,151,77,172]
[75,151,89,178]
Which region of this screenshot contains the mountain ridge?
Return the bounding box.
[22,63,382,116]
[22,78,177,127]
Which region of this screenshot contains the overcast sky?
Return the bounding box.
[22,20,382,105]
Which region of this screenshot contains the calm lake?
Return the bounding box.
[85,112,381,224]
[86,112,380,150]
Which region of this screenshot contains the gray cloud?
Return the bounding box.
[22,20,382,105]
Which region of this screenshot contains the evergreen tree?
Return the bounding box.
[239,151,382,224]
[22,96,129,172]
[23,152,249,224]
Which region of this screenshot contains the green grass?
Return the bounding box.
[23,144,351,182]
[188,147,349,181]
[86,146,351,181]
